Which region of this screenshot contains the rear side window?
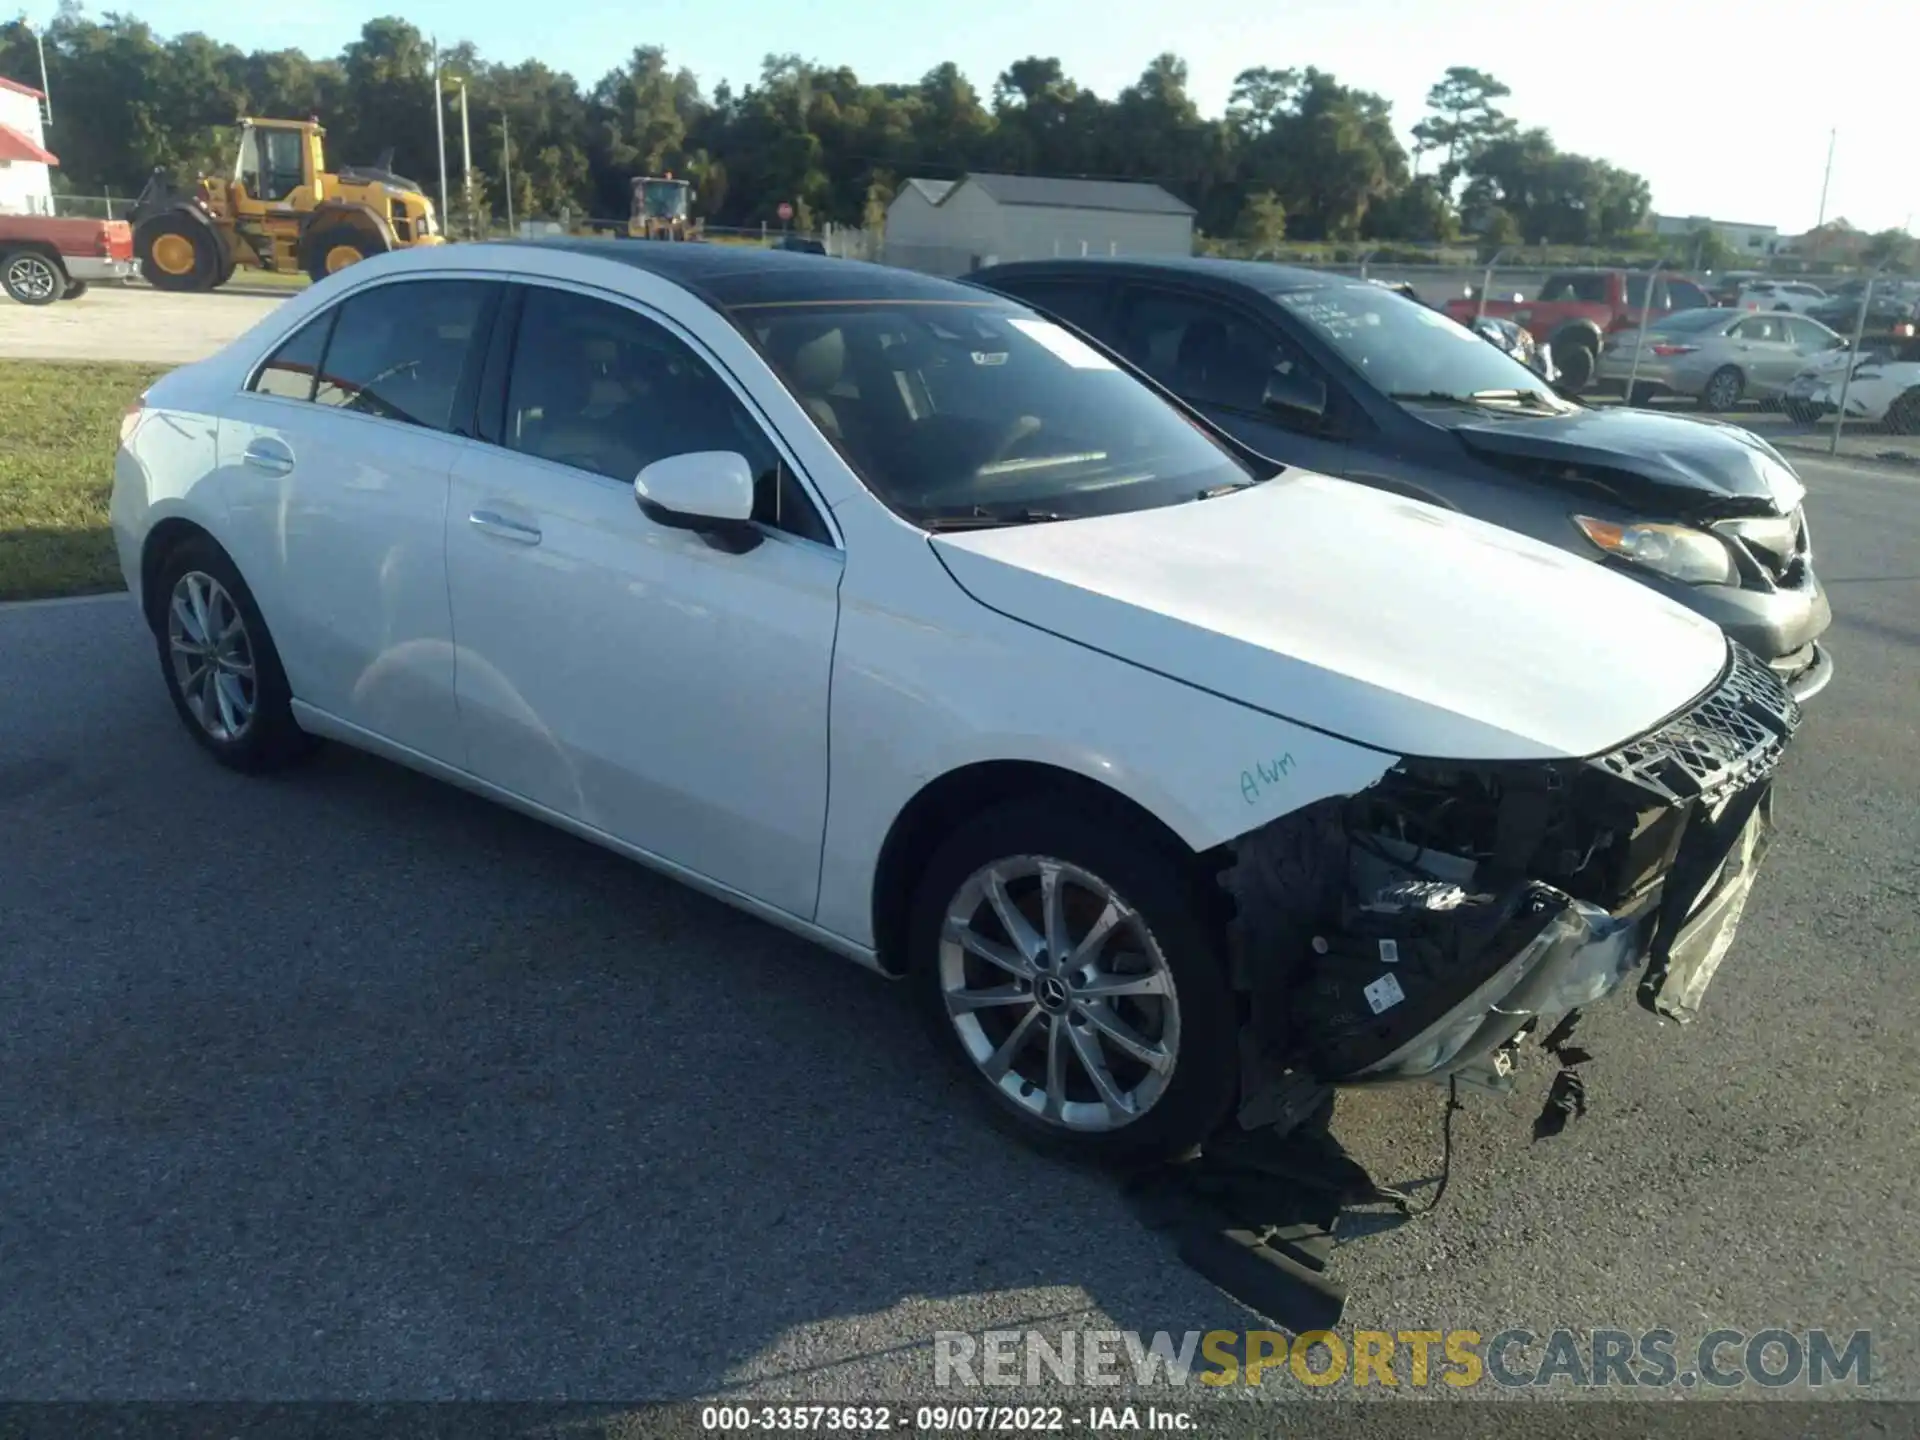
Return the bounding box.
[311,280,496,432]
[1539,274,1610,303]
[250,312,335,401]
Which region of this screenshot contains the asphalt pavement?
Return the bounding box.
[2,455,1916,1403]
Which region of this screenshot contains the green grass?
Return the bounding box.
[0,360,170,602]
[230,268,311,290]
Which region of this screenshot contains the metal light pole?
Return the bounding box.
[1829,260,1888,456]
[500,112,513,235]
[20,18,51,127]
[430,40,449,231]
[1623,266,1667,407]
[1475,247,1513,325]
[454,78,473,238]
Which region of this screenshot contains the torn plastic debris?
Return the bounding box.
[1298,877,1648,1087]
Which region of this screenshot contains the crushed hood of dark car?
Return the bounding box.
[1433,404,1806,519]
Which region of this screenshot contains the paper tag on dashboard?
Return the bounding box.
[1379,939,1400,964]
[1364,973,1406,1015]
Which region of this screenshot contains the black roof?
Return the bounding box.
[487,236,1002,311]
[969,254,1348,294]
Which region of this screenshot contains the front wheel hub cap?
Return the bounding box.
[166,570,258,743]
[937,855,1180,1133]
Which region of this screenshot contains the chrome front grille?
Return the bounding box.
[1590,644,1802,804]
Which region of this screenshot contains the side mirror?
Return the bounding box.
[1263,367,1328,425]
[634,451,761,553]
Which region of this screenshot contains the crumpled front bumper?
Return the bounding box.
[1229,643,1802,1107]
[1341,782,1775,1086]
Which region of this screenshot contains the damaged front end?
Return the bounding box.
[1220,644,1801,1126]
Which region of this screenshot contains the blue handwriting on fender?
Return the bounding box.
[1240,753,1297,805]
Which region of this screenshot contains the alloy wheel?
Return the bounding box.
[5,254,57,301]
[937,855,1180,1133]
[166,570,258,743]
[1706,371,1741,411]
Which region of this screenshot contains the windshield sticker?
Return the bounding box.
[1008,317,1117,370]
[1239,752,1297,805]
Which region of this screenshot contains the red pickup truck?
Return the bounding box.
[1442,269,1716,392]
[0,214,137,304]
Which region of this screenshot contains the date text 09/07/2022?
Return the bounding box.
[700,1404,1192,1432]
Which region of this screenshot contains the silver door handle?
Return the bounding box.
[242,440,294,475]
[468,510,542,544]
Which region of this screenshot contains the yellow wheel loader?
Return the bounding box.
[128,117,445,292]
[625,174,703,241]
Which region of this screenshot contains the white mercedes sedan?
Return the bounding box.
[111,240,1801,1164]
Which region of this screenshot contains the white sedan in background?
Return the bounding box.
[1782,336,1920,431]
[109,240,1802,1164]
[1735,280,1829,314]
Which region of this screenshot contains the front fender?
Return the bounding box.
[811,524,1396,946]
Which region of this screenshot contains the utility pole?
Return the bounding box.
[500,112,514,235]
[430,39,449,232]
[1814,128,1836,232]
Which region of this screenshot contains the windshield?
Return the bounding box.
[1274,284,1567,406]
[638,180,689,218]
[737,301,1255,525]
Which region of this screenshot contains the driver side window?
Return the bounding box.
[1115,287,1309,416]
[502,286,830,543]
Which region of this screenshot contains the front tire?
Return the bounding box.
[301,224,387,284]
[908,796,1238,1167]
[153,536,316,773]
[2,249,66,305]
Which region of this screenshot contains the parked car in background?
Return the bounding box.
[1440,268,1715,391]
[971,256,1832,701]
[1370,278,1556,382]
[1709,271,1768,306]
[1806,283,1920,338]
[110,239,1806,1164]
[1595,308,1847,409]
[0,213,137,304]
[1782,334,1920,432]
[1733,279,1828,314]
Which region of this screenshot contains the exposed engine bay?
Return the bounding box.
[1217,643,1801,1132]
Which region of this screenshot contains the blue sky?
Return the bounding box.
[54,0,1919,235]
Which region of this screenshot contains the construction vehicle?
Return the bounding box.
[127,117,444,292]
[624,174,702,241]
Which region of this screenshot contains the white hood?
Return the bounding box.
[931,471,1728,761]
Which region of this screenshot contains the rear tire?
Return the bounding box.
[1700,366,1745,412]
[2,248,67,305]
[59,279,88,301]
[1627,381,1659,407]
[1551,336,1596,391]
[907,795,1239,1168]
[136,212,224,292]
[152,535,317,773]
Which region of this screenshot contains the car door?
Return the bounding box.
[1785,316,1845,374]
[444,280,843,920]
[218,276,500,762]
[1727,313,1803,394]
[1108,283,1353,475]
